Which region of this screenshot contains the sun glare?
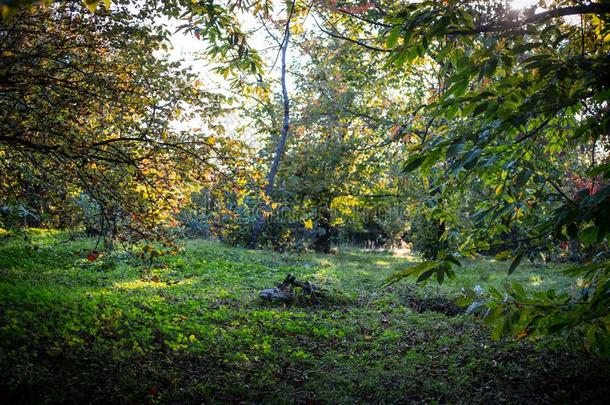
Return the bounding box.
[510,0,538,9]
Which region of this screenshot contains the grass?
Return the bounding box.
[0,229,607,404]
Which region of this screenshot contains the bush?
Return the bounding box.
[409,215,448,260]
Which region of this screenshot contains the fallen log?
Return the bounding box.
[259,274,323,303]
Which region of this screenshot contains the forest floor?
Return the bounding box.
[0,229,608,404]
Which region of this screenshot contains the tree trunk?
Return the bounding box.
[313,213,332,253]
[249,11,292,248]
[312,199,333,253]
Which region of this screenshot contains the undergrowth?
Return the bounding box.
[0,230,607,403]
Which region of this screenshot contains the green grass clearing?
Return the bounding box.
[0,230,607,403]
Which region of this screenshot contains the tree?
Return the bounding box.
[243,20,433,251]
[327,0,609,352]
[248,1,295,248]
[0,0,234,247]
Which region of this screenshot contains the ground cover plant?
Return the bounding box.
[0,230,607,403]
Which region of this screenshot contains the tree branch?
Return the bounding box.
[449,4,610,36]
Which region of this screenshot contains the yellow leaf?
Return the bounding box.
[83,0,99,13]
[515,329,528,340]
[103,0,111,10]
[303,219,313,230]
[2,5,12,20]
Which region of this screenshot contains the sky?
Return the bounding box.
[510,0,538,9]
[157,3,302,142]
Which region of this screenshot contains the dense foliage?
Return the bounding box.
[1,0,609,392]
[354,0,610,354]
[0,0,255,249]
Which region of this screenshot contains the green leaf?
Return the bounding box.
[580,226,599,247]
[515,168,532,187]
[447,79,468,98]
[386,26,402,48]
[491,320,504,341]
[436,268,445,284]
[588,162,610,179]
[508,253,524,275]
[402,155,425,174]
[381,261,441,289]
[479,58,498,79]
[462,148,481,170]
[446,139,464,159]
[435,42,453,62]
[510,282,526,299]
[417,268,436,283]
[444,256,461,267]
[472,102,487,116]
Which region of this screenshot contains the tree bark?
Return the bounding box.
[249,9,292,248]
[264,27,291,197]
[313,206,333,253]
